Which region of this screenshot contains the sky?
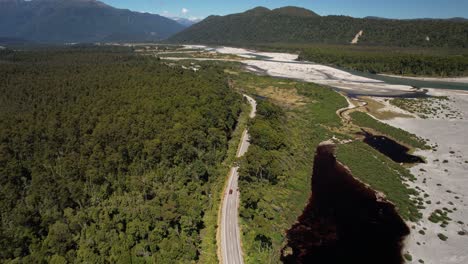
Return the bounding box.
[101,0,468,20]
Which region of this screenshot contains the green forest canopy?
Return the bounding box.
[297,45,468,77]
[0,48,242,263]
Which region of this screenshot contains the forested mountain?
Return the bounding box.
[0,47,242,262]
[169,6,468,48]
[0,0,185,43]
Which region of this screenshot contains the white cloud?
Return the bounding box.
[181,8,189,15]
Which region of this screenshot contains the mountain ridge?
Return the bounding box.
[169,6,468,48]
[271,6,320,17]
[0,0,185,43]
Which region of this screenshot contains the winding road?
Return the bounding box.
[220,94,256,264]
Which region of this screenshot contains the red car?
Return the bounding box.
[229,189,233,194]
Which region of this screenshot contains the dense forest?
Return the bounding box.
[0,48,242,263]
[169,6,468,48]
[297,45,468,77]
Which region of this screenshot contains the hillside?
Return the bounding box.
[169,6,468,48]
[0,0,185,43]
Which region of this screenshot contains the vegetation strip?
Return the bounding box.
[349,111,429,149]
[219,64,425,262]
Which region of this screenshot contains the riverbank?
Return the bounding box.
[380,74,468,84]
[370,89,468,264]
[282,143,410,264]
[153,45,468,263]
[156,45,467,96]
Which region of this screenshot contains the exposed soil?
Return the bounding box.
[351,30,364,44]
[281,143,410,264]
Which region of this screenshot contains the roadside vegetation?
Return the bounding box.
[220,66,422,263]
[198,101,251,264]
[228,71,348,263]
[0,48,243,263]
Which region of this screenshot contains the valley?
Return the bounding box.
[1,1,467,264]
[144,44,468,264]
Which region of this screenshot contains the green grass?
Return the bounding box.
[350,111,429,149]
[336,141,421,221]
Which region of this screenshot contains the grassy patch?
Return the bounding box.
[336,141,421,221]
[358,97,413,120]
[391,97,461,119]
[350,111,429,149]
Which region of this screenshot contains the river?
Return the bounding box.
[210,46,468,97]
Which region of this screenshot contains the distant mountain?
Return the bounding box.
[171,17,202,27]
[169,6,468,48]
[448,17,468,22]
[0,0,185,43]
[364,16,391,20]
[364,16,468,22]
[0,37,33,46]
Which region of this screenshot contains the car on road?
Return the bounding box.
[229,189,233,194]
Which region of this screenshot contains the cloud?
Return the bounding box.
[181,8,189,15]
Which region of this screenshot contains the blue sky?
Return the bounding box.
[102,0,468,20]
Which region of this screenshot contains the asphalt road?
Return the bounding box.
[220,95,256,264]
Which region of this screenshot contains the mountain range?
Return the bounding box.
[1,2,467,47]
[169,6,468,48]
[169,17,202,27]
[0,0,185,43]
